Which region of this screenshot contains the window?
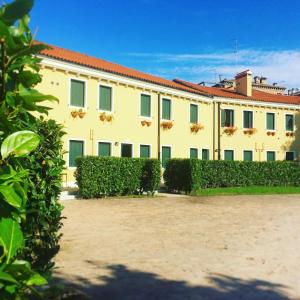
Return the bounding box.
[224,150,234,161]
[286,114,294,131]
[99,85,112,111]
[69,140,84,167]
[202,149,209,160]
[267,151,276,162]
[190,104,198,123]
[286,151,295,161]
[190,148,198,159]
[243,111,253,128]
[98,142,111,157]
[140,94,151,117]
[161,146,171,168]
[243,150,253,161]
[70,79,85,107]
[266,113,275,130]
[121,143,133,157]
[162,98,171,120]
[140,145,150,158]
[221,109,234,127]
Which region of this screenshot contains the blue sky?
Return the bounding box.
[30,0,300,89]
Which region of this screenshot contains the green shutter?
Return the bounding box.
[267,151,275,162]
[162,146,171,168]
[202,149,209,160]
[140,145,150,158]
[224,150,234,161]
[243,111,253,128]
[141,94,151,117]
[162,99,171,120]
[100,86,112,111]
[98,142,111,156]
[69,140,84,167]
[190,104,198,123]
[243,150,253,161]
[267,113,275,130]
[190,148,198,159]
[229,110,234,126]
[71,80,85,107]
[221,109,225,127]
[121,144,132,157]
[286,115,294,131]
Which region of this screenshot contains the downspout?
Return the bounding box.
[213,101,215,160]
[217,101,221,160]
[157,93,161,160]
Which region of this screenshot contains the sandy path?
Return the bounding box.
[54,195,300,299]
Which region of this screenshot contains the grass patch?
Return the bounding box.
[192,186,300,197]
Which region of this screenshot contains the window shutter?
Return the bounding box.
[98,142,111,156]
[202,149,209,160]
[141,94,151,117]
[286,115,293,131]
[161,146,171,168]
[243,151,253,161]
[267,113,275,130]
[221,109,225,127]
[224,150,234,161]
[121,144,132,157]
[190,104,198,123]
[140,145,150,158]
[100,86,112,111]
[243,111,253,128]
[71,80,85,107]
[190,148,198,159]
[267,151,275,162]
[162,99,171,120]
[229,110,234,126]
[69,140,84,167]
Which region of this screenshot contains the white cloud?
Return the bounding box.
[128,50,300,89]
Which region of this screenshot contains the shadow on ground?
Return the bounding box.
[51,262,291,300]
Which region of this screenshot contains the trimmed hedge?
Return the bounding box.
[75,156,161,198]
[164,159,300,193]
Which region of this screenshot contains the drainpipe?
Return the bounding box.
[217,102,221,160]
[157,93,161,160]
[213,102,216,160]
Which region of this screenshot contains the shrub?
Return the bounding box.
[75,156,161,198]
[164,159,300,193]
[21,117,65,277]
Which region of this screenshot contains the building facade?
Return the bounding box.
[36,43,300,186]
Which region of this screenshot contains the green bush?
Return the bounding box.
[164,159,300,193]
[75,156,161,198]
[21,117,65,277]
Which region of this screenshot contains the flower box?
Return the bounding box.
[161,120,173,129]
[71,110,78,118]
[78,109,86,119]
[243,128,257,135]
[99,112,113,122]
[190,123,204,133]
[223,126,237,135]
[267,131,275,136]
[286,132,294,137]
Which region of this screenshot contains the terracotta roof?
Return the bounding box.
[37,42,206,96]
[174,79,300,106]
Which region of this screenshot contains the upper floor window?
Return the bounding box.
[99,85,112,111]
[286,114,294,132]
[243,111,253,129]
[190,104,198,123]
[266,113,275,130]
[140,94,151,117]
[221,109,234,127]
[70,79,85,107]
[162,98,171,120]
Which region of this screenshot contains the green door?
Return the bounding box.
[161,146,171,168]
[69,140,84,167]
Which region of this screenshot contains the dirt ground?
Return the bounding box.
[54,195,300,300]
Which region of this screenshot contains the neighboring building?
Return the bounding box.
[36,44,300,186]
[214,76,286,95]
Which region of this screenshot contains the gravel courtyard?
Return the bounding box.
[54,195,300,299]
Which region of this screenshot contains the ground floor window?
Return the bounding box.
[224,150,234,161]
[286,151,295,161]
[202,149,209,160]
[98,142,111,157]
[161,146,171,168]
[243,150,253,162]
[140,144,150,158]
[121,143,133,157]
[69,140,84,167]
[266,151,276,162]
[190,148,198,159]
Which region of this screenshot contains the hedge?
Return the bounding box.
[164,159,300,193]
[75,156,161,198]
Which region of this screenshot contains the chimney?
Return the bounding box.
[260,77,267,84]
[235,70,252,97]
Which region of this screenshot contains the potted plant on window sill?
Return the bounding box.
[286,132,295,137]
[78,108,86,118]
[223,126,237,135]
[190,123,204,133]
[243,128,257,135]
[141,120,152,127]
[267,131,276,136]
[71,110,79,118]
[161,120,173,129]
[99,112,113,122]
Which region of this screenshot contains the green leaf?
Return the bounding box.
[0,218,24,263]
[0,20,16,49]
[18,88,58,103]
[0,271,17,284]
[0,0,34,25]
[1,130,40,159]
[26,273,47,286]
[0,185,23,208]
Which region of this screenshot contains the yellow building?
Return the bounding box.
[36,43,300,186]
